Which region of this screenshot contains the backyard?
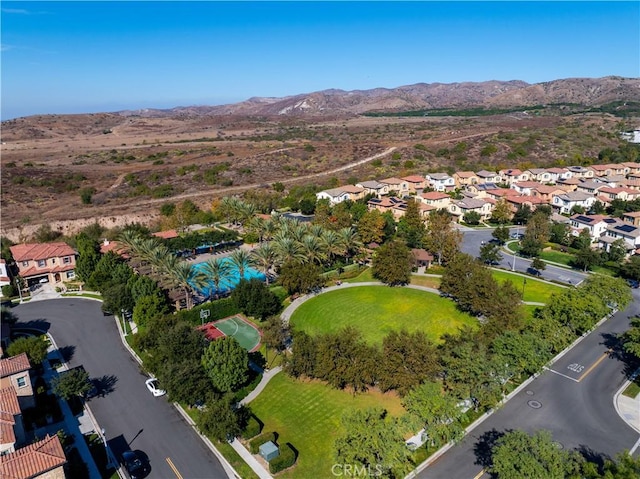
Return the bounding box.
[248,372,407,479]
[290,285,477,345]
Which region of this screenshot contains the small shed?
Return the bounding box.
[259,441,280,462]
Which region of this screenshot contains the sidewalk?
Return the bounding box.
[240,366,282,405]
[229,439,272,479]
[614,371,640,439]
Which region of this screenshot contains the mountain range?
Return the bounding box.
[117,76,640,118]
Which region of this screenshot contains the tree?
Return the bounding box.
[372,240,412,286]
[580,275,632,311]
[571,228,592,250]
[101,283,135,315]
[156,360,210,406]
[463,211,482,226]
[622,317,640,359]
[621,255,640,281]
[200,257,233,297]
[479,243,502,265]
[74,234,101,282]
[491,331,552,377]
[424,210,462,266]
[403,381,465,448]
[490,199,512,224]
[132,294,169,327]
[262,315,288,358]
[7,335,49,366]
[250,244,277,285]
[278,260,324,295]
[550,222,571,246]
[162,259,207,310]
[397,199,426,247]
[51,367,92,400]
[0,306,18,327]
[606,238,628,263]
[512,204,532,225]
[520,212,550,257]
[490,429,583,479]
[231,278,281,320]
[530,257,546,273]
[492,225,510,245]
[572,246,601,272]
[228,249,252,282]
[202,337,249,392]
[197,393,248,442]
[334,408,412,479]
[357,210,386,245]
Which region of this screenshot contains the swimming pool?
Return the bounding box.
[191,257,266,297]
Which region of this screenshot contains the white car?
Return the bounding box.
[145,378,166,397]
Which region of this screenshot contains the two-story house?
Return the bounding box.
[367,197,407,220]
[511,181,542,196]
[475,170,501,184]
[530,184,566,202]
[546,167,572,184]
[525,168,553,184]
[569,214,612,241]
[419,191,451,210]
[356,180,389,197]
[0,434,67,479]
[599,221,640,252]
[425,173,455,192]
[0,353,34,410]
[380,177,410,197]
[453,171,479,188]
[402,175,427,193]
[567,166,594,179]
[0,386,27,454]
[552,191,596,214]
[448,198,493,222]
[499,169,530,185]
[9,243,76,287]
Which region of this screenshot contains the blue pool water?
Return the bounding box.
[191,257,266,297]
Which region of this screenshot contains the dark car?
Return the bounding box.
[122,451,147,479]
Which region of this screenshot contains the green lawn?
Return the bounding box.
[410,275,442,289]
[490,270,564,304]
[290,286,477,345]
[249,372,405,479]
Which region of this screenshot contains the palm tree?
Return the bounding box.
[248,216,267,243]
[229,248,252,282]
[200,257,233,299]
[307,224,325,239]
[299,235,326,265]
[238,202,258,226]
[337,227,362,263]
[272,236,304,267]
[250,243,277,285]
[320,229,342,264]
[163,260,207,310]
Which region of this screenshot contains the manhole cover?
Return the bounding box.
[526,390,534,396]
[527,400,542,409]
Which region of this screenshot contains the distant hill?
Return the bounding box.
[115,76,640,118]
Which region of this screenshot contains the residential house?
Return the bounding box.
[575,180,608,196]
[623,211,640,227]
[525,168,553,183]
[0,354,34,410]
[0,434,67,479]
[367,197,407,220]
[316,187,351,205]
[9,243,76,287]
[356,180,389,197]
[530,185,566,203]
[425,173,455,192]
[621,130,640,143]
[380,177,410,196]
[499,169,530,185]
[597,187,640,203]
[419,191,451,210]
[552,191,596,214]
[151,229,179,240]
[448,198,493,222]
[569,214,612,241]
[599,221,640,252]
[411,249,434,269]
[485,188,519,202]
[556,177,581,192]
[622,162,640,175]
[475,170,501,184]
[546,167,572,184]
[566,166,594,179]
[466,183,499,197]
[596,175,627,188]
[619,178,640,191]
[511,181,542,196]
[402,175,427,193]
[0,386,26,454]
[453,171,479,188]
[0,259,11,297]
[505,195,548,213]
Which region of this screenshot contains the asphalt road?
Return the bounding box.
[459,227,588,285]
[13,299,228,479]
[418,288,640,479]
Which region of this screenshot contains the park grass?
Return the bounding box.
[249,372,406,479]
[290,286,477,345]
[343,267,375,283]
[623,376,640,398]
[410,274,442,289]
[490,269,564,304]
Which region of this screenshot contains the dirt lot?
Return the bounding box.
[0,111,627,241]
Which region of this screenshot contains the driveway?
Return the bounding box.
[13,299,229,479]
[418,289,640,478]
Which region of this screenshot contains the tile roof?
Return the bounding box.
[475,170,498,178]
[427,173,452,180]
[0,354,31,378]
[379,177,404,185]
[357,180,384,189]
[420,192,450,200]
[15,263,74,279]
[152,230,179,239]
[0,435,66,479]
[9,243,75,263]
[455,171,477,178]
[339,185,365,194]
[402,175,426,183]
[0,387,19,447]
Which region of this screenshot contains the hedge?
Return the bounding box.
[249,431,276,454]
[269,442,297,474]
[175,298,240,325]
[242,415,263,439]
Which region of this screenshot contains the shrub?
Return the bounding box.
[269,442,297,474]
[2,284,16,298]
[242,415,263,439]
[249,431,276,454]
[175,298,240,325]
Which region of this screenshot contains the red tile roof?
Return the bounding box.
[17,263,74,279]
[0,435,66,479]
[0,354,31,378]
[9,243,75,263]
[421,191,450,200]
[152,230,179,239]
[0,387,20,446]
[402,175,426,183]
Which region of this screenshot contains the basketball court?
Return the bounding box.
[198,314,262,352]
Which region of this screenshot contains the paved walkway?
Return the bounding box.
[240,366,282,405]
[614,370,640,443]
[229,439,272,479]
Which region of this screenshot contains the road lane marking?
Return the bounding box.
[166,457,183,479]
[630,436,640,455]
[473,469,486,479]
[577,351,610,382]
[545,367,579,382]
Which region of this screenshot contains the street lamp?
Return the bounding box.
[512,226,519,271]
[100,428,115,470]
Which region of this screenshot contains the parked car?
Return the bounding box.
[145,377,166,397]
[627,279,639,289]
[122,450,147,479]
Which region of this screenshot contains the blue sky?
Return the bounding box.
[2,1,639,120]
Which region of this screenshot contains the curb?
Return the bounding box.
[613,368,640,436]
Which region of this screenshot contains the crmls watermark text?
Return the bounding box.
[331,464,384,477]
